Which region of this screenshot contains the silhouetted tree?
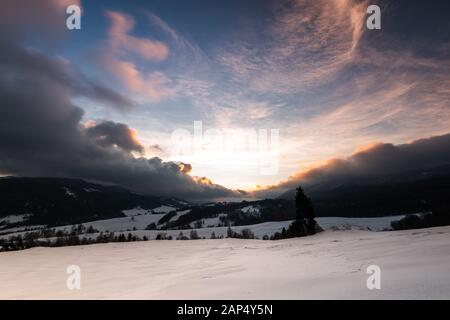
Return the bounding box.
[296,186,318,234]
[227,226,235,238]
[155,233,167,240]
[286,186,318,237]
[145,222,157,230]
[432,202,450,226]
[190,229,200,240]
[281,227,287,238]
[177,232,188,240]
[241,228,255,239]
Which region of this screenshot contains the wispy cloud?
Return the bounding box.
[217,0,368,95]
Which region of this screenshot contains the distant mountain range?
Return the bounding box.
[280,164,450,217]
[1,164,449,233]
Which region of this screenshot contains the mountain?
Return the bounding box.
[0,177,189,228]
[156,199,296,230]
[279,164,450,217]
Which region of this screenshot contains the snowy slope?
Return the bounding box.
[0,215,407,240]
[55,214,167,233]
[122,207,151,217]
[1,226,449,299]
[70,215,404,241]
[152,205,177,213]
[316,215,406,231]
[0,214,30,225]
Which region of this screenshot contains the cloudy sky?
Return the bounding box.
[0,0,449,200]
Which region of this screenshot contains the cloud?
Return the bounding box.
[99,11,172,102]
[0,5,135,112]
[256,133,450,197]
[0,57,237,199]
[86,121,144,154]
[107,11,169,61]
[178,163,193,174]
[206,0,450,185]
[217,0,368,95]
[0,43,134,111]
[0,6,240,200]
[0,0,81,39]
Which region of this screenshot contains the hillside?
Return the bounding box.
[0,177,188,228]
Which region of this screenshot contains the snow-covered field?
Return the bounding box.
[0,214,30,225]
[57,213,167,233]
[0,214,407,241]
[316,215,406,231]
[1,226,449,299]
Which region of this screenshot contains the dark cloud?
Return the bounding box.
[86,121,144,154]
[0,3,238,200]
[258,133,450,198]
[0,50,236,199]
[0,41,135,111]
[0,0,134,111]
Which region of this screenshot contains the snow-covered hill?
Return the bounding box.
[0,214,407,242]
[0,177,190,230]
[1,226,449,299]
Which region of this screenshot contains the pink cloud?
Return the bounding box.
[100,11,171,102]
[106,11,168,61]
[104,58,143,92]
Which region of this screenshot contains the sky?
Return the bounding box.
[0,0,449,200]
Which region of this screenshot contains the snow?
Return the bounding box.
[190,214,227,228]
[0,214,407,240]
[152,205,176,213]
[0,214,30,225]
[168,209,191,222]
[316,215,406,231]
[174,200,190,206]
[63,187,77,198]
[54,214,166,233]
[1,226,449,299]
[240,205,261,216]
[122,207,150,217]
[2,214,407,242]
[0,225,45,236]
[31,221,289,241]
